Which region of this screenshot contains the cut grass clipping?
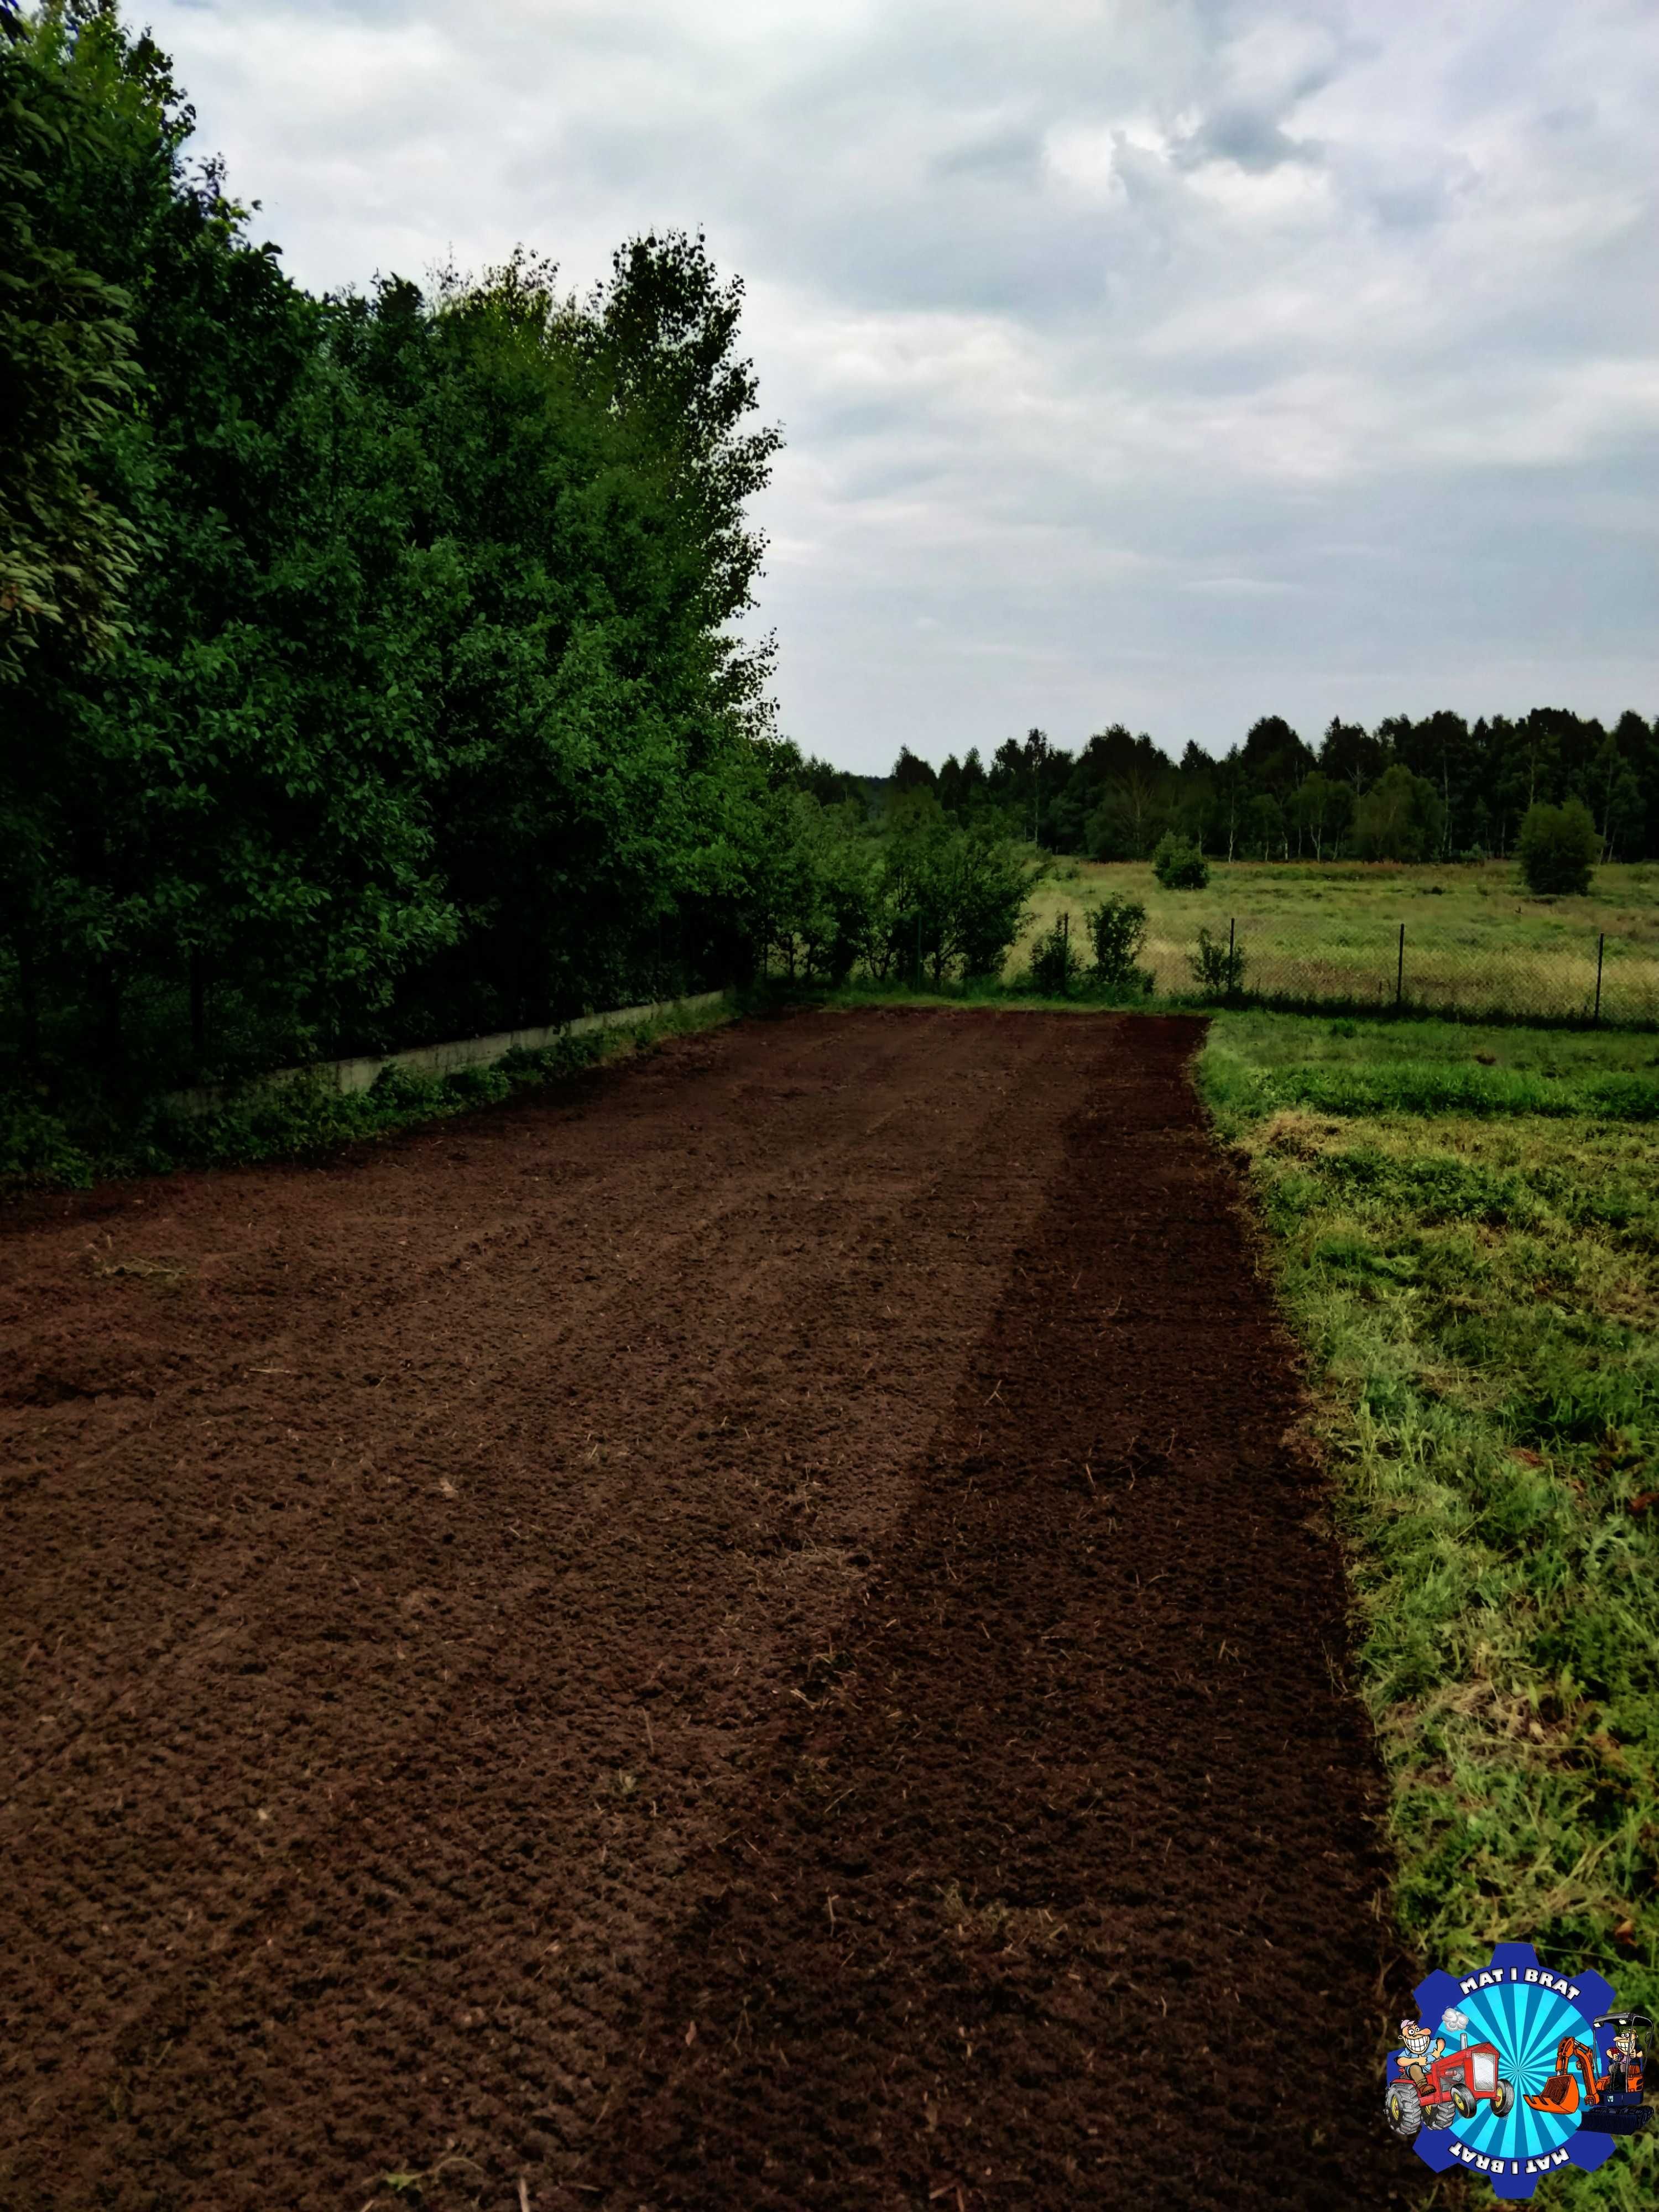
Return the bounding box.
[1199,1012,1658,2206]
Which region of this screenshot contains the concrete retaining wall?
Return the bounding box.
[165,989,730,1119]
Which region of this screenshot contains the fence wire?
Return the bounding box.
[1141,917,1659,1026]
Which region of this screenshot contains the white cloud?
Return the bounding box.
[140,0,1659,767]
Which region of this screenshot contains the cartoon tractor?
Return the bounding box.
[1387,2008,1515,2137]
[1525,2010,1651,2136]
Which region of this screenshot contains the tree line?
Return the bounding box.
[853,706,1659,864]
[0,3,1053,1109]
[1,4,787,1091]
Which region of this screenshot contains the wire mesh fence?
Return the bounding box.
[1140,916,1659,1025]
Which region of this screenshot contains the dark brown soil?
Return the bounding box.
[0,1008,1408,2210]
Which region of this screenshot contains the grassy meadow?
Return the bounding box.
[1024,859,1659,1024]
[1198,1010,1658,2206]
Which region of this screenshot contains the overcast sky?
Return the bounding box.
[144,0,1658,773]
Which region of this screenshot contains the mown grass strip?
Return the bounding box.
[1272,1063,1659,1121]
[1198,1010,1658,2207]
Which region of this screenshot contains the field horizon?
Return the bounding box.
[1018,857,1659,1025]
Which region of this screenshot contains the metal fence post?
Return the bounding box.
[1395,922,1405,1010]
[1594,932,1605,1025]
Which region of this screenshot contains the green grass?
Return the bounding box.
[1024,859,1659,1024]
[1198,1009,1658,2206]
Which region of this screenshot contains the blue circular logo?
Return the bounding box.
[1386,1942,1649,2197]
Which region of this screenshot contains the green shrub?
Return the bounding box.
[1188,925,1246,996]
[442,1063,512,1107]
[497,1033,606,1084]
[0,1099,95,1190]
[1083,895,1152,996]
[1517,798,1598,897]
[1152,832,1209,889]
[1026,917,1084,996]
[368,1063,442,1112]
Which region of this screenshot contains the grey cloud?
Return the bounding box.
[933,127,1046,182]
[1365,175,1458,231]
[1176,102,1318,174]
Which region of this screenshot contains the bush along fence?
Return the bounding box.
[2,989,736,1191]
[1144,917,1659,1026]
[161,992,731,1120]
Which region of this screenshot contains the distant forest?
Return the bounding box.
[785,707,1659,864]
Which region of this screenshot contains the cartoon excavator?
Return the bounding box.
[1525,2011,1652,2136]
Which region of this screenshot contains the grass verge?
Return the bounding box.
[1198,1010,1658,2205]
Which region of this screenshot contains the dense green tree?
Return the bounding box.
[1243,790,1286,860]
[3,13,457,1077]
[1611,710,1659,859]
[0,2,139,680]
[1517,799,1598,896]
[1588,733,1644,862]
[935,745,987,820]
[1289,771,1353,860]
[1317,717,1384,794]
[1391,709,1474,849]
[1350,764,1447,862]
[855,791,1032,983]
[0,8,787,1093]
[1082,893,1150,995]
[755,791,877,984]
[1240,715,1314,798]
[917,816,1032,979]
[1150,831,1208,889]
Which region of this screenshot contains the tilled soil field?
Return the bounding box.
[1,1008,1408,2209]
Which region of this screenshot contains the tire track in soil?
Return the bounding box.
[578,1014,1407,2211]
[0,1009,1406,2210]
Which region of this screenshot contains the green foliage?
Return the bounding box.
[0,9,781,1109]
[1150,831,1209,889]
[1024,915,1083,996]
[0,1005,694,1190]
[757,791,878,984]
[844,795,1034,987]
[922,816,1035,980]
[0,3,140,678]
[1285,771,1354,860]
[1081,893,1151,996]
[1350,761,1448,861]
[1519,797,1600,898]
[0,1089,95,1185]
[1199,1009,1659,2206]
[1187,924,1246,995]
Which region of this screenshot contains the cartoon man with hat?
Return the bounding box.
[1395,2014,1450,2093]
